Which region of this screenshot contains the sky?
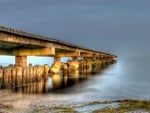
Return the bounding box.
[0,0,150,64]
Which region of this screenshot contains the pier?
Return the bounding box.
[0,26,116,89]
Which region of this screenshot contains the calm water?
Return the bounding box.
[0,57,150,111]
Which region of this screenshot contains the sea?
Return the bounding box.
[0,57,150,112]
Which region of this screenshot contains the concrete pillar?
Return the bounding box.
[81,57,99,74]
[86,59,93,74]
[67,57,79,74]
[79,59,87,74]
[50,57,61,74]
[73,56,78,61]
[54,57,61,64]
[91,58,101,74]
[80,58,93,74]
[15,56,27,67]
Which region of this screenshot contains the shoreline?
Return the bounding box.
[1,99,150,113]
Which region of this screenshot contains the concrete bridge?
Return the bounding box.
[0,26,116,88]
[0,26,116,66]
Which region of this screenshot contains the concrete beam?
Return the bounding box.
[0,49,11,55]
[80,53,93,58]
[12,47,55,56]
[55,51,80,57]
[92,54,100,58]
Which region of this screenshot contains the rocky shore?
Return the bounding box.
[0,100,150,113]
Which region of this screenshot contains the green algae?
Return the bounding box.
[93,100,150,113]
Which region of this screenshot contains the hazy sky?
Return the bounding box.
[0,0,150,59]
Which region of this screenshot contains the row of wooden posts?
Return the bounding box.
[0,59,115,89]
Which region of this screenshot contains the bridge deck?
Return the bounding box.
[0,26,114,56]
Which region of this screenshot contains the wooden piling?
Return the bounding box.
[36,80,43,93]
[61,63,68,75]
[0,69,3,88]
[36,65,43,80]
[16,67,23,87]
[87,63,92,74]
[43,64,49,78]
[43,78,48,93]
[22,67,27,84]
[11,67,16,87]
[3,67,11,88]
[33,66,37,81]
[29,66,34,82]
[26,67,30,83]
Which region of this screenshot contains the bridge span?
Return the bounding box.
[0,26,116,88]
[0,26,116,67]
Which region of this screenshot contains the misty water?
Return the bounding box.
[0,57,150,111]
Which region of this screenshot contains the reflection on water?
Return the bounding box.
[12,78,48,94]
[0,60,113,96]
[10,66,108,94]
[8,60,110,94]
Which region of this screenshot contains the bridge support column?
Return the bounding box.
[84,58,93,74]
[79,58,95,74]
[91,57,102,73]
[15,56,27,67]
[67,57,79,74]
[50,57,61,74]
